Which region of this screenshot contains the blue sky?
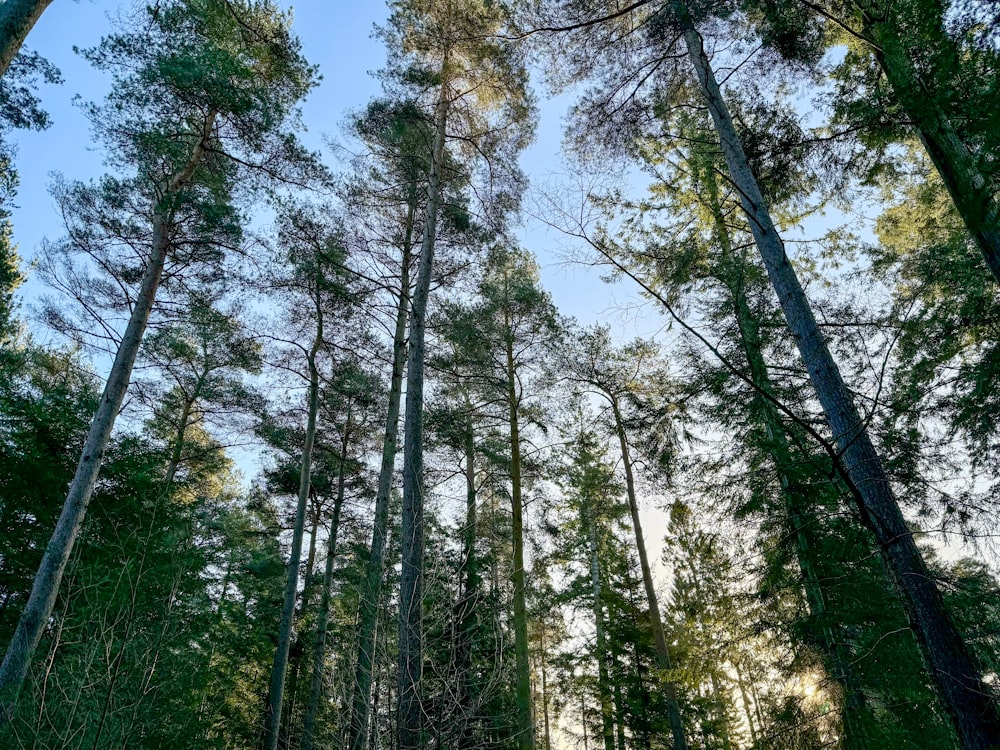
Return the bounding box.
[9,0,653,340]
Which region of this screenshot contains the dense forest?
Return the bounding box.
[0,0,998,748]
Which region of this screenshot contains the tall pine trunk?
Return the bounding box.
[397,72,450,750]
[0,0,53,80]
[0,115,214,719]
[262,300,324,750]
[349,198,414,750]
[854,5,1000,285]
[705,172,876,748]
[506,333,535,750]
[301,427,349,750]
[609,398,688,750]
[679,17,1000,748]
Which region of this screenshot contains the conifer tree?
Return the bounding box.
[0,0,320,718]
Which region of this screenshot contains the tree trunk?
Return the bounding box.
[539,625,552,750]
[609,397,688,750]
[397,70,450,750]
[301,434,349,750]
[349,197,414,750]
[0,0,53,80]
[284,495,323,742]
[456,408,479,750]
[506,333,536,750]
[0,113,214,718]
[856,6,1000,285]
[587,506,615,750]
[704,169,876,748]
[735,665,757,746]
[612,656,627,750]
[679,18,1000,749]
[262,312,323,750]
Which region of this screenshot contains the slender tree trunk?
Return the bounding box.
[506,334,536,750]
[612,656,626,750]
[0,114,215,718]
[397,71,450,750]
[283,497,322,743]
[708,671,732,750]
[301,434,349,750]
[850,6,1000,285]
[263,311,323,750]
[540,625,552,750]
[733,661,757,746]
[457,408,479,750]
[609,397,688,750]
[349,197,414,750]
[0,0,53,80]
[705,171,875,748]
[586,507,615,750]
[679,18,1000,748]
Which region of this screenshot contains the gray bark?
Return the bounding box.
[0,0,53,80]
[679,17,1000,749]
[262,299,324,750]
[301,433,348,750]
[506,330,535,750]
[0,114,214,720]
[609,398,688,750]
[349,191,414,750]
[397,73,450,750]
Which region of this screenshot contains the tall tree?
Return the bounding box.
[346,98,425,750]
[0,0,320,718]
[439,246,562,750]
[565,328,688,750]
[530,3,1000,745]
[378,2,533,747]
[259,206,355,750]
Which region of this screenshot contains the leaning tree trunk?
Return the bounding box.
[608,397,688,750]
[0,115,214,720]
[349,189,414,750]
[679,16,1000,749]
[301,427,349,750]
[853,4,1000,285]
[0,0,54,80]
[705,172,876,749]
[506,333,535,750]
[397,70,450,750]
[262,302,324,750]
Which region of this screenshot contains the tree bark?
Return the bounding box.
[301,430,349,750]
[0,113,214,720]
[0,0,53,80]
[397,70,450,750]
[704,169,876,749]
[506,332,536,750]
[262,297,324,750]
[609,397,688,750]
[679,17,1000,749]
[851,4,1000,285]
[349,197,413,750]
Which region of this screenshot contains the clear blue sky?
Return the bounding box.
[9,0,653,338]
